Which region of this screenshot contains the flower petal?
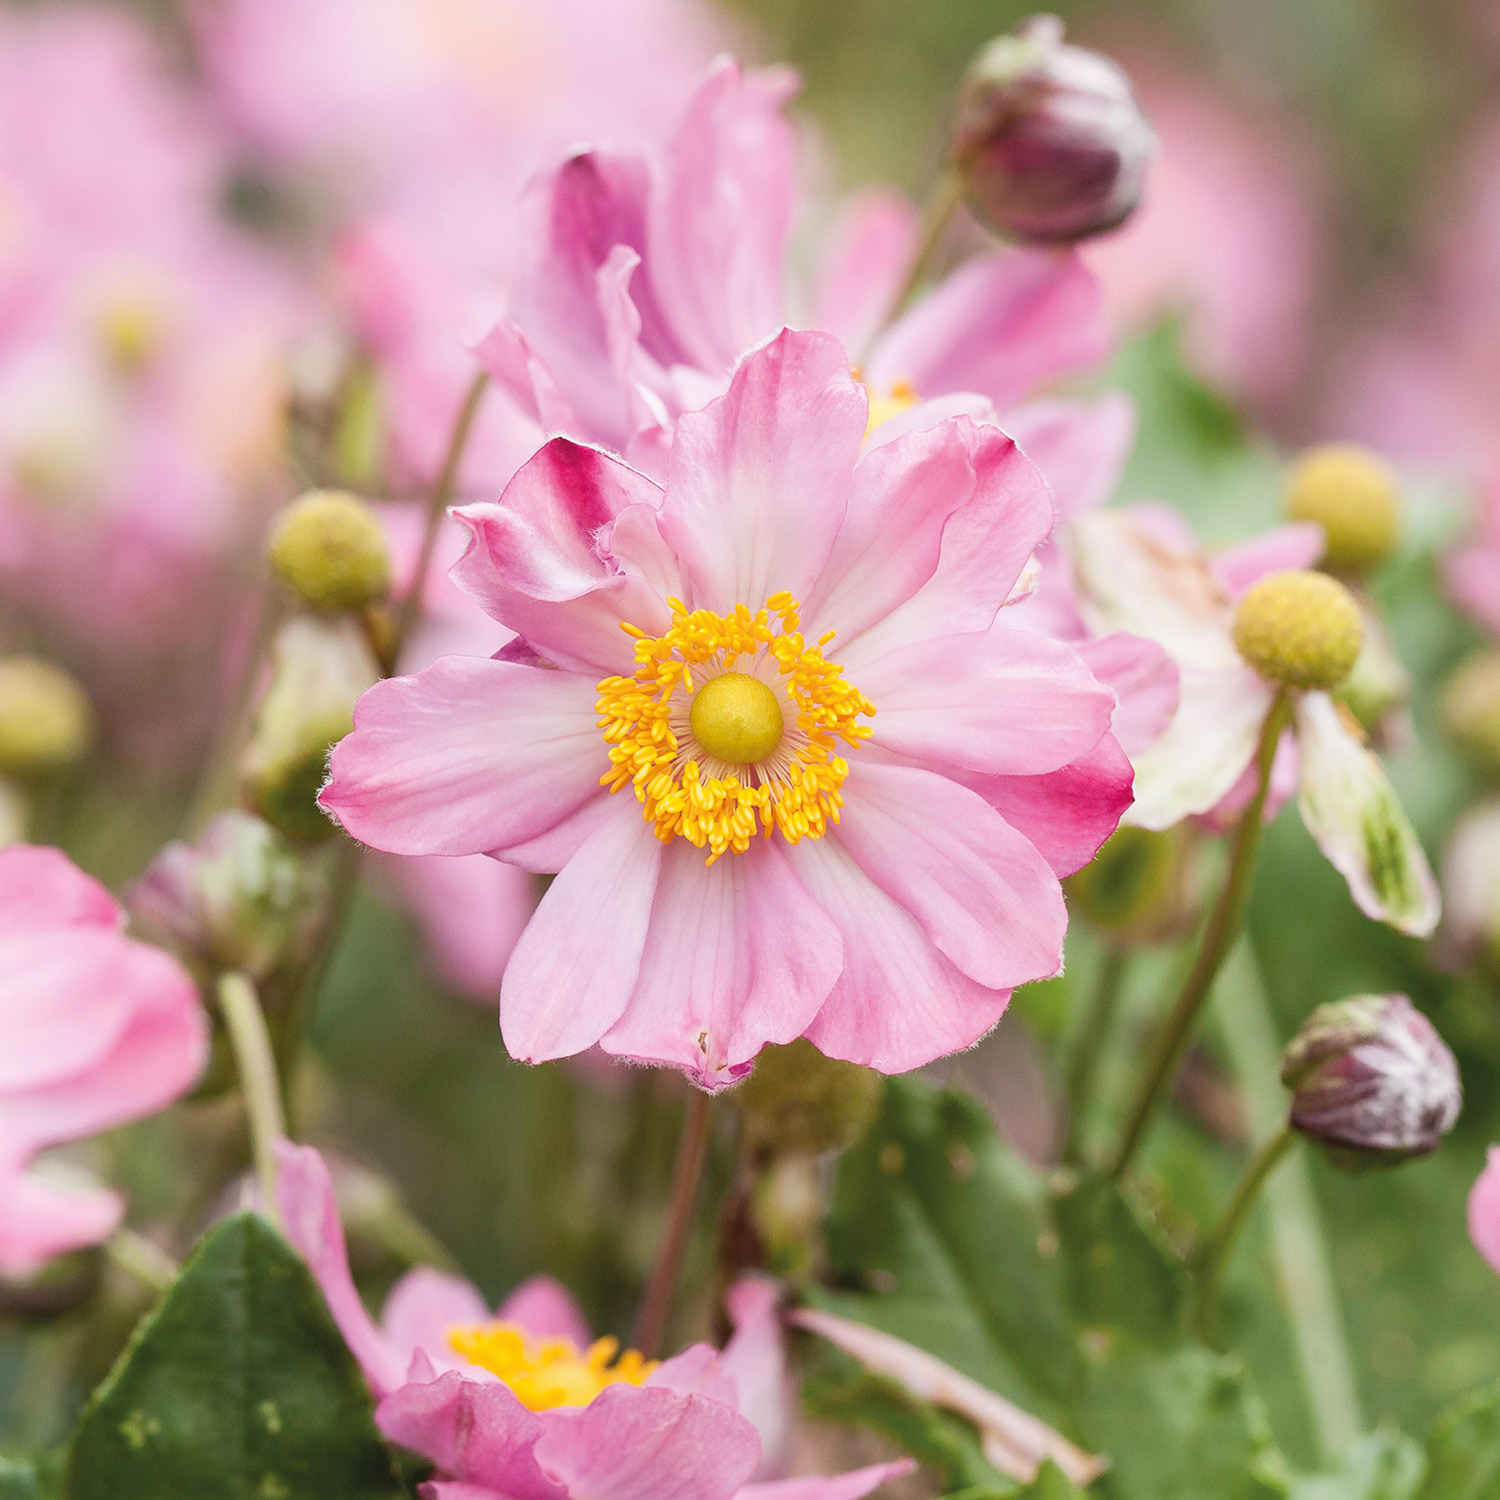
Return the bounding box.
[865,248,1106,412]
[1211,521,1324,599]
[658,329,866,613]
[721,1276,792,1479]
[1469,1146,1500,1279]
[856,628,1115,777]
[0,1169,123,1278]
[1003,393,1136,521]
[321,658,605,859]
[1073,631,1180,755]
[380,1268,491,1374]
[601,838,842,1089]
[735,1461,916,1500]
[497,1276,594,1348]
[0,844,119,939]
[811,190,919,362]
[501,800,664,1063]
[1295,693,1441,936]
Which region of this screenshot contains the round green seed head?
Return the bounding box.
[0,656,93,777]
[1232,570,1363,692]
[1284,444,1400,575]
[735,1039,882,1157]
[267,489,390,612]
[1442,650,1500,778]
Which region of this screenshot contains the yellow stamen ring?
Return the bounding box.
[596,594,875,864]
[447,1321,657,1411]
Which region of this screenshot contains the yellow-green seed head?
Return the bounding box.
[1232,569,1363,691]
[734,1039,882,1157]
[0,656,93,777]
[1284,444,1400,575]
[1067,826,1177,931]
[267,489,390,612]
[1442,650,1500,778]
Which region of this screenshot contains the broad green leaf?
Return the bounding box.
[65,1212,407,1500]
[1417,1380,1500,1500]
[1292,1432,1425,1500]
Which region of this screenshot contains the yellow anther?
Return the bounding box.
[447,1321,657,1411]
[1232,569,1363,692]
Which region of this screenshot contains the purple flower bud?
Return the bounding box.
[1280,994,1461,1168]
[129,810,329,983]
[951,16,1155,245]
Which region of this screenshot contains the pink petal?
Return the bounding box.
[0,1169,123,1278]
[647,1344,739,1406]
[647,58,798,374]
[472,320,581,440]
[788,836,1012,1072]
[805,417,1024,647]
[602,838,842,1087]
[1073,632,1180,755]
[497,1276,594,1348]
[381,1268,491,1372]
[735,1461,915,1500]
[377,1371,565,1500]
[720,1276,792,1479]
[1470,1146,1500,1278]
[532,1382,761,1500]
[1212,522,1324,599]
[1002,393,1136,520]
[811,190,919,362]
[0,844,120,939]
[856,628,1115,777]
[659,329,866,613]
[275,1142,409,1398]
[321,658,606,859]
[865,248,1106,412]
[833,761,1066,990]
[971,733,1135,879]
[1445,543,1500,638]
[501,801,664,1063]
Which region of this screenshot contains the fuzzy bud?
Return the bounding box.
[240,617,379,841]
[267,489,390,613]
[951,16,1154,244]
[1284,445,1400,576]
[1232,569,1363,692]
[1442,650,1500,778]
[735,1039,882,1157]
[1281,994,1461,1168]
[129,811,329,983]
[0,656,93,778]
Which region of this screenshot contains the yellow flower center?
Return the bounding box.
[446,1322,658,1411]
[863,378,919,439]
[597,594,875,864]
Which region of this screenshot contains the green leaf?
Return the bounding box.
[1013,1460,1088,1499]
[1292,1432,1425,1500]
[64,1212,407,1500]
[1418,1380,1500,1499]
[0,1458,42,1500]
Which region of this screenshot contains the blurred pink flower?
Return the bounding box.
[323,331,1129,1082]
[1082,57,1325,408]
[1469,1144,1500,1278]
[276,1141,910,1500]
[1443,479,1500,638]
[0,844,206,1277]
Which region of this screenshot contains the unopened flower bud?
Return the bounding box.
[951,16,1155,245]
[240,617,379,841]
[267,489,390,613]
[1232,569,1363,692]
[0,655,93,778]
[735,1039,882,1157]
[1442,650,1500,778]
[1336,605,1410,745]
[1066,826,1178,933]
[1284,445,1400,576]
[129,811,329,983]
[1281,994,1461,1168]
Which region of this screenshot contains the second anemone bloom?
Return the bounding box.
[322,331,1130,1084]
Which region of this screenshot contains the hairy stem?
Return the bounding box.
[1109,691,1290,1181]
[106,1228,179,1296]
[217,971,288,1225]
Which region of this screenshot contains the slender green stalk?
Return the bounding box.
[1108,692,1291,1182]
[1062,945,1130,1165]
[217,971,288,1225]
[1192,1124,1294,1338]
[634,1089,714,1358]
[1215,942,1362,1462]
[883,172,965,331]
[106,1228,178,1295]
[393,369,489,653]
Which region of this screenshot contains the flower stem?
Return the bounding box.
[1191,1123,1294,1339]
[1061,945,1130,1165]
[1108,691,1291,1182]
[393,369,489,655]
[217,970,288,1225]
[634,1088,714,1358]
[883,171,964,332]
[105,1228,178,1296]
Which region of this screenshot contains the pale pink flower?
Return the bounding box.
[0,844,207,1276]
[276,1142,910,1500]
[1443,479,1500,639]
[323,330,1130,1082]
[1469,1145,1500,1278]
[1070,508,1441,936]
[1436,800,1500,972]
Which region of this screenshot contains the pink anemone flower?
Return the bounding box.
[0,844,207,1277]
[1470,1146,1500,1279]
[276,1142,911,1500]
[322,330,1130,1083]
